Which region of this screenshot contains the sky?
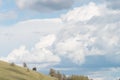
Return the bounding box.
[0,0,120,80]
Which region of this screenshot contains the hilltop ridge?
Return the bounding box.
[0,61,56,80]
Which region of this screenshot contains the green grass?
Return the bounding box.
[0,61,57,80]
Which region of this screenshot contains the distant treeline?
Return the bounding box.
[10,62,90,80]
[49,68,90,80]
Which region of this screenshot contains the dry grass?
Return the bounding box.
[0,61,57,80]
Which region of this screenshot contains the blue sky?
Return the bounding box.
[0,0,120,80]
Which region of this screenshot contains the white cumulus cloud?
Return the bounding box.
[35,34,56,49]
[61,2,101,23]
[0,18,62,56]
[0,2,120,69]
[0,34,61,67]
[54,2,120,65]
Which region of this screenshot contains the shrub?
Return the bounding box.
[32,67,37,71]
[10,62,15,66]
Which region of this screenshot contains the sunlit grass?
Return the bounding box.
[0,61,57,80]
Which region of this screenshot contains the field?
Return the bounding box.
[0,61,57,80]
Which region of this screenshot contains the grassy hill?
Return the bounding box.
[0,61,57,80]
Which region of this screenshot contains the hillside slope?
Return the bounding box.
[0,61,56,80]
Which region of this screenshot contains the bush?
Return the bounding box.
[10,62,15,66]
[32,67,37,71]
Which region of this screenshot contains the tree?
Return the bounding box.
[63,74,67,80]
[57,71,62,80]
[49,68,56,77]
[23,62,27,67]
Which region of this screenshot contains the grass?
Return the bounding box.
[0,61,57,80]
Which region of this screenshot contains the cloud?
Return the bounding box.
[55,21,120,65]
[0,18,62,59]
[16,0,74,12]
[61,2,101,22]
[0,2,120,78]
[53,67,77,71]
[61,1,120,23]
[35,34,56,49]
[89,67,120,80]
[56,3,101,64]
[106,0,120,10]
[15,0,120,13]
[1,2,119,66]
[87,13,120,25]
[54,2,120,65]
[0,2,120,80]
[0,34,61,67]
[92,78,104,80]
[55,34,86,64]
